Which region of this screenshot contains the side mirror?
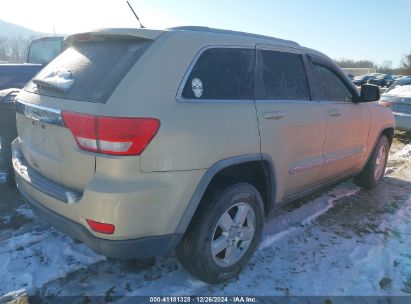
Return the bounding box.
[360,84,380,102]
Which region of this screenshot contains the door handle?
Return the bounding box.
[328,109,342,117]
[263,111,286,120]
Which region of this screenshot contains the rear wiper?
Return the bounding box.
[33,70,75,93]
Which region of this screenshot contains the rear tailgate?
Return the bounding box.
[15,95,102,191]
[16,30,159,191]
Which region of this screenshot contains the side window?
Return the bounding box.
[310,63,353,102]
[181,48,254,100]
[257,50,310,100]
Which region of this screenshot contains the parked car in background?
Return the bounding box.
[346,73,354,81]
[380,77,411,131]
[353,74,376,86]
[0,89,19,186]
[12,27,394,283]
[368,74,395,87]
[0,36,66,186]
[0,36,65,91]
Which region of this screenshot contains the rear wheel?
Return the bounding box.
[354,135,389,189]
[176,183,264,283]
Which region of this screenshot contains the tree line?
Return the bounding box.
[335,53,411,75]
[0,34,410,76]
[0,35,36,63]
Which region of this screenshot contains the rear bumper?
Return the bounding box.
[18,182,182,259]
[393,112,411,132]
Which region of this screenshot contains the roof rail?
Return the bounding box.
[169,26,300,46]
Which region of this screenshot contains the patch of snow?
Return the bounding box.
[260,228,298,250]
[15,207,35,219]
[0,228,105,296]
[301,189,360,225]
[3,149,411,299]
[393,144,411,159]
[65,191,78,205]
[260,186,359,250]
[36,70,75,93]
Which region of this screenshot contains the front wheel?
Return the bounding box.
[354,135,389,189]
[176,183,264,283]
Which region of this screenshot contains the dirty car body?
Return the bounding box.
[12,26,395,283]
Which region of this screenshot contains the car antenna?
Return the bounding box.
[126,1,145,28]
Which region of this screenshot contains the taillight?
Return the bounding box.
[86,219,115,234]
[378,100,392,108]
[62,111,160,156]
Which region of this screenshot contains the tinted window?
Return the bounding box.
[25,39,151,103]
[182,48,254,100]
[257,50,310,100]
[311,63,353,102]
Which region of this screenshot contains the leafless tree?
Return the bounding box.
[0,34,33,63]
[0,35,8,61]
[335,58,377,69]
[8,35,31,63]
[400,53,411,75]
[377,60,393,74]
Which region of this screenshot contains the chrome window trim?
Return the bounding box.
[16,99,64,126]
[175,45,255,103]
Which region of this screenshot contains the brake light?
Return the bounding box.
[86,219,115,234]
[378,100,392,108]
[62,112,160,155]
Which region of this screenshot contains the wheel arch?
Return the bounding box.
[175,153,276,235]
[381,127,394,147]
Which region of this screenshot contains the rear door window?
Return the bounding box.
[256,50,310,100]
[181,48,254,100]
[310,63,353,102]
[24,38,152,103]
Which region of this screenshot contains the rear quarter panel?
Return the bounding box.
[101,32,261,172]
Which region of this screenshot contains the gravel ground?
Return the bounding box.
[1,131,411,301]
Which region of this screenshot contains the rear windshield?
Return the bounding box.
[24,38,151,103]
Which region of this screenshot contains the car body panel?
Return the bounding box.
[318,101,371,180]
[15,91,103,191]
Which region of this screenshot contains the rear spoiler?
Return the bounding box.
[65,28,166,45]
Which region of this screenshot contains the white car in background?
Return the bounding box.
[381,77,411,131]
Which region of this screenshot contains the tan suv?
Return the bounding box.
[12,26,395,283]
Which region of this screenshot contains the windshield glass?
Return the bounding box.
[27,38,63,64]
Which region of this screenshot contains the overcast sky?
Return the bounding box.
[0,0,410,67]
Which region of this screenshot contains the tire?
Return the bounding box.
[354,135,389,189]
[176,182,264,283]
